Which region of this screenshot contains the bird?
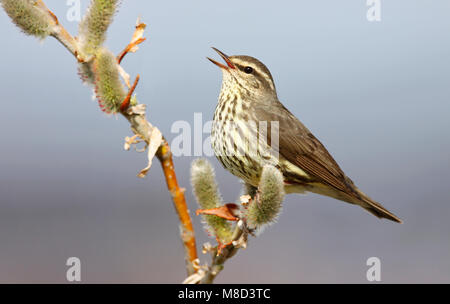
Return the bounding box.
[207,47,402,223]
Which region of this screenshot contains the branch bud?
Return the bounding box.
[92,48,126,113]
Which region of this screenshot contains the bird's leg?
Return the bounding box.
[237,193,259,237]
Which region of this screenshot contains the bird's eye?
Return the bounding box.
[244,66,253,74]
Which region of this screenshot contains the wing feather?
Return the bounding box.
[250,101,402,223]
[252,102,357,197]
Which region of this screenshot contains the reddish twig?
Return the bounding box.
[196,203,240,221]
[117,21,147,64]
[120,74,140,112]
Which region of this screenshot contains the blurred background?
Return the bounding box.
[0,0,449,283]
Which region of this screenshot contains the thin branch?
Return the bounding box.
[156,140,198,275]
[51,24,82,60]
[199,220,247,284]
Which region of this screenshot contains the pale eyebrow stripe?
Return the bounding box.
[234,62,265,78]
[233,62,274,90]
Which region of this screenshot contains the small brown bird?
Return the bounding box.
[208,48,402,223]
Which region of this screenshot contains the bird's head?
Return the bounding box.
[208,48,277,99]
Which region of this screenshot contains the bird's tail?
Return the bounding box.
[289,182,403,223]
[354,189,403,223]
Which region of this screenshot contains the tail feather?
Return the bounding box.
[287,182,403,223]
[355,189,403,223]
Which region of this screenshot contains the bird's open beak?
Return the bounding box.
[207,47,235,70]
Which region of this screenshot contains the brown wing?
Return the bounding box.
[250,100,402,223]
[252,101,358,197]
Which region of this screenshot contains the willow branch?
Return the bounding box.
[39,6,198,276]
[155,140,198,275]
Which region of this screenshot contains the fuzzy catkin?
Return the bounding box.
[246,165,285,230]
[191,159,233,242]
[78,0,120,55]
[92,48,126,113]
